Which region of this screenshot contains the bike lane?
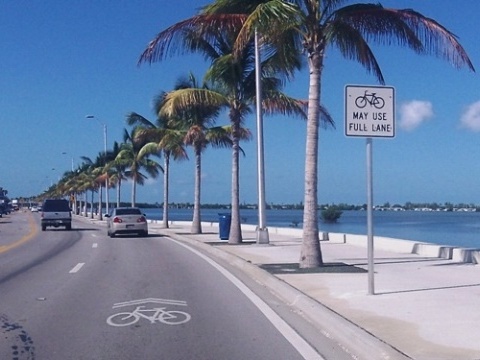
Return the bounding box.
[3,222,311,360]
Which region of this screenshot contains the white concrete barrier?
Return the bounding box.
[452,248,480,263]
[473,251,480,264]
[146,219,477,264]
[412,243,455,259]
[328,233,457,259]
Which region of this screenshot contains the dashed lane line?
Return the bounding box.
[69,263,85,273]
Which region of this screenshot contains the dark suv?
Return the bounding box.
[41,199,72,231]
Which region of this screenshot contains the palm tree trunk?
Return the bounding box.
[191,146,202,234]
[84,192,88,217]
[90,190,94,219]
[98,184,103,220]
[299,51,323,268]
[116,179,121,208]
[78,196,83,216]
[132,179,136,207]
[229,119,242,244]
[163,154,169,228]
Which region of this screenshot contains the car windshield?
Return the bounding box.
[43,200,70,211]
[115,208,142,216]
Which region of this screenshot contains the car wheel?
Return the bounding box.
[66,224,72,231]
[141,231,148,237]
[109,232,115,238]
[42,225,46,231]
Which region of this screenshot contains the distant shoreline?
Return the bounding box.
[133,202,480,213]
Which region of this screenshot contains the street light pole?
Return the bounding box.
[62,152,74,171]
[103,123,108,215]
[255,29,269,244]
[86,115,109,217]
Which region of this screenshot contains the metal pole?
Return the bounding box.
[366,138,375,295]
[86,115,109,218]
[255,29,269,244]
[104,123,109,216]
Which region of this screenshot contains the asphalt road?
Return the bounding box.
[0,211,316,360]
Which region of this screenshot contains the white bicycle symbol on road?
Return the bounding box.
[107,298,191,327]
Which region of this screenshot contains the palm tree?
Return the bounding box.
[165,73,234,234]
[79,155,104,218]
[192,0,475,267]
[127,96,188,228]
[53,169,82,212]
[139,11,306,243]
[116,128,162,207]
[105,141,128,209]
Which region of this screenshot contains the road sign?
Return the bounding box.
[345,85,395,138]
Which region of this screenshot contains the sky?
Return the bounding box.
[1,0,480,207]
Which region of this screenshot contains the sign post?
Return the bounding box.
[345,85,395,295]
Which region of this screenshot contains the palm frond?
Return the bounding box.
[262,91,307,119]
[161,88,228,118]
[138,14,247,65]
[331,4,474,71]
[126,112,156,128]
[326,21,385,84]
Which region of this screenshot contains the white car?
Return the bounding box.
[105,207,148,238]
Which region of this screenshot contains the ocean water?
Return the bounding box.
[142,208,480,249]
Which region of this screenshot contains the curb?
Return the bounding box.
[160,228,411,360]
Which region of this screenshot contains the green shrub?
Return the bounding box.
[320,206,343,223]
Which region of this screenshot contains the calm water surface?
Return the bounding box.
[141,208,480,249]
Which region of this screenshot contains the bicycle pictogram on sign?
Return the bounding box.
[355,90,385,109]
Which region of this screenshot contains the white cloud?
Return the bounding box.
[399,100,434,131]
[460,101,480,132]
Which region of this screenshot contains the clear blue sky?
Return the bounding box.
[1,1,479,206]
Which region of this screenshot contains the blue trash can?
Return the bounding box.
[218,213,231,240]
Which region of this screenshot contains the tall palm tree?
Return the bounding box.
[53,169,82,212]
[127,96,188,228]
[105,141,127,209]
[165,72,234,234]
[139,11,306,243]
[116,128,162,207]
[79,155,104,218]
[194,0,475,267]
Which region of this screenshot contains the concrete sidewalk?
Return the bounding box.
[148,220,480,360]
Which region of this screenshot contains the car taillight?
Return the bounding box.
[137,216,146,223]
[113,217,122,223]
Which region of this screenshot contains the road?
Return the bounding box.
[0,211,322,360]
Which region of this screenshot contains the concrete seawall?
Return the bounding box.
[150,220,480,265]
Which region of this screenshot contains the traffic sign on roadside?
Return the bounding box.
[345,85,395,138]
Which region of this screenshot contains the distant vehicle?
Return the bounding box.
[0,187,8,217]
[31,206,40,212]
[41,199,72,231]
[105,207,148,238]
[11,199,19,211]
[0,198,8,217]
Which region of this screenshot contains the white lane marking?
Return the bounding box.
[92,243,98,248]
[167,238,324,360]
[69,263,85,273]
[112,298,187,309]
